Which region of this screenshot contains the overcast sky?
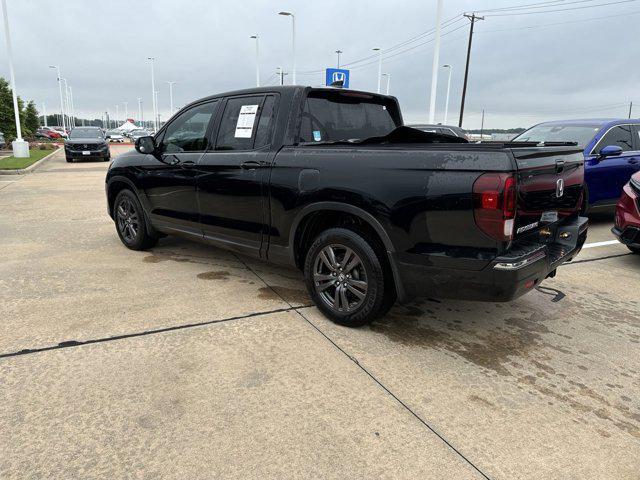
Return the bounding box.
[1,0,638,129]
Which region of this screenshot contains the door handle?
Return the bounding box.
[240,160,263,170]
[180,160,196,168]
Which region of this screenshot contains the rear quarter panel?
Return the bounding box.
[268,145,513,271]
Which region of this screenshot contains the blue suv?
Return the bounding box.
[513,119,640,212]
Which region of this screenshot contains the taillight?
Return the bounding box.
[473,173,517,242]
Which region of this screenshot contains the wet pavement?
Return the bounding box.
[1,147,638,479]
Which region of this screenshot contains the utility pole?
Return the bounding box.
[459,13,483,127]
[335,49,343,68]
[629,101,633,119]
[276,67,287,86]
[428,0,443,124]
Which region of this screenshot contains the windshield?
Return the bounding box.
[513,124,600,146]
[70,129,103,139]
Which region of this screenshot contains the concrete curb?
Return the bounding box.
[0,148,61,175]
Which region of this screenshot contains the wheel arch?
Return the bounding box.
[289,202,407,302]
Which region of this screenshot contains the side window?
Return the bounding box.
[215,96,264,151]
[161,101,218,153]
[595,125,634,153]
[254,96,277,148]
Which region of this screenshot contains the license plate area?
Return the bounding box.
[82,150,91,155]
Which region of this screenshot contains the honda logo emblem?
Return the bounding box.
[556,178,565,198]
[332,71,346,83]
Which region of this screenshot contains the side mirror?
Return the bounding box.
[599,145,623,158]
[135,136,157,155]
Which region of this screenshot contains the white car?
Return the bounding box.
[106,131,125,143]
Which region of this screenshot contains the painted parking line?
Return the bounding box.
[583,240,620,249]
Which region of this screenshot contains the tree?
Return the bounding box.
[0,77,15,139]
[24,101,38,136]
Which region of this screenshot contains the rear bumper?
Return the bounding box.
[393,216,588,302]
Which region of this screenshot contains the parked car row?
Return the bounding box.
[36,126,68,139]
[105,128,152,143]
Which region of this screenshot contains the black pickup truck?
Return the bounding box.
[106,86,588,326]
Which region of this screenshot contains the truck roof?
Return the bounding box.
[185,85,393,108]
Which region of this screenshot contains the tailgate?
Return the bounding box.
[511,147,584,239]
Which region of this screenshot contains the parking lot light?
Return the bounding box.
[165,81,176,116]
[48,65,66,134]
[372,48,382,93]
[278,12,296,84]
[442,64,452,124]
[148,57,157,131]
[250,35,260,87]
[1,0,28,156]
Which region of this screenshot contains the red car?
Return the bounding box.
[613,171,640,254]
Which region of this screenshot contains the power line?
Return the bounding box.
[477,0,598,13]
[476,9,640,32]
[484,0,637,16]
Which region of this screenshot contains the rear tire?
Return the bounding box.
[113,189,158,250]
[303,228,391,327]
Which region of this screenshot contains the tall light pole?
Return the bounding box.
[165,81,175,115]
[154,90,159,128]
[250,35,260,87]
[49,65,66,133]
[382,73,391,95]
[148,56,157,131]
[278,12,296,84]
[137,97,142,127]
[115,104,119,127]
[335,49,343,68]
[442,64,452,125]
[62,78,70,128]
[428,0,443,124]
[123,101,128,122]
[373,48,382,93]
[42,102,47,127]
[1,0,27,156]
[69,86,75,127]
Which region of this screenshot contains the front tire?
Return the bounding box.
[66,156,73,163]
[113,189,158,250]
[628,246,640,254]
[304,228,390,327]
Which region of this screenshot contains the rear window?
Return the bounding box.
[299,90,400,143]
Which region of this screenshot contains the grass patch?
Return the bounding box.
[0,148,58,170]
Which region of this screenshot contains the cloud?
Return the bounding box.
[1,0,636,128]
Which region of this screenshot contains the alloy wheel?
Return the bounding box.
[116,197,140,243]
[313,244,368,313]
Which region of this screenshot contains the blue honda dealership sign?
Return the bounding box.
[325,68,350,88]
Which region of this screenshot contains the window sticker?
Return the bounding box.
[235,104,259,138]
[313,130,322,141]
